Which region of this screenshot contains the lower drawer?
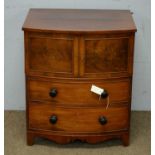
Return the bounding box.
[28,103,129,133]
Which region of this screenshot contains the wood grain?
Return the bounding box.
[23,9,136,146]
[27,78,131,107]
[22,9,137,33]
[79,33,134,78]
[28,103,129,133]
[27,130,129,146]
[85,38,128,72]
[27,34,75,77]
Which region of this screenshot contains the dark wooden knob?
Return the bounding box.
[99,116,107,125]
[49,115,57,124]
[49,89,57,97]
[101,90,108,98]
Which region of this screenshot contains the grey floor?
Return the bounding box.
[5,111,150,155]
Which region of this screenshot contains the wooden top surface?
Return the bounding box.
[22,9,137,33]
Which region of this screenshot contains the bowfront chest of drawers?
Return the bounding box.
[22,9,137,146]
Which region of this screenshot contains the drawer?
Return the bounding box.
[28,78,131,106]
[28,103,129,133]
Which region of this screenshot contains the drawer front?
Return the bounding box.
[25,33,78,77]
[28,103,129,133]
[28,78,131,106]
[79,34,134,78]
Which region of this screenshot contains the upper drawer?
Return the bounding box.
[25,33,78,78]
[79,34,135,78]
[27,78,131,107]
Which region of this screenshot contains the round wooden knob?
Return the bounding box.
[49,89,57,97]
[101,90,108,98]
[49,115,57,124]
[99,116,107,125]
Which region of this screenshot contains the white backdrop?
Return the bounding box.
[4,0,151,110]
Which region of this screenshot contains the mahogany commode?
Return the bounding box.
[22,9,137,146]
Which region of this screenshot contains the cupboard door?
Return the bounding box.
[25,32,78,77]
[79,34,134,78]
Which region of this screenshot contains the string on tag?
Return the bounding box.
[98,93,110,109]
[106,96,110,110]
[98,94,101,105]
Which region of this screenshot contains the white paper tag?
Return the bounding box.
[90,85,104,95]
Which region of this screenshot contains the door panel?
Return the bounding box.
[85,38,128,73]
[26,33,78,77]
[79,34,133,78]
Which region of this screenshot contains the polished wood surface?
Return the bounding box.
[29,36,73,72]
[25,32,78,77]
[25,32,134,79]
[79,33,135,78]
[22,9,136,33]
[85,37,128,72]
[28,103,129,133]
[28,78,130,106]
[27,130,129,146]
[23,9,136,146]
